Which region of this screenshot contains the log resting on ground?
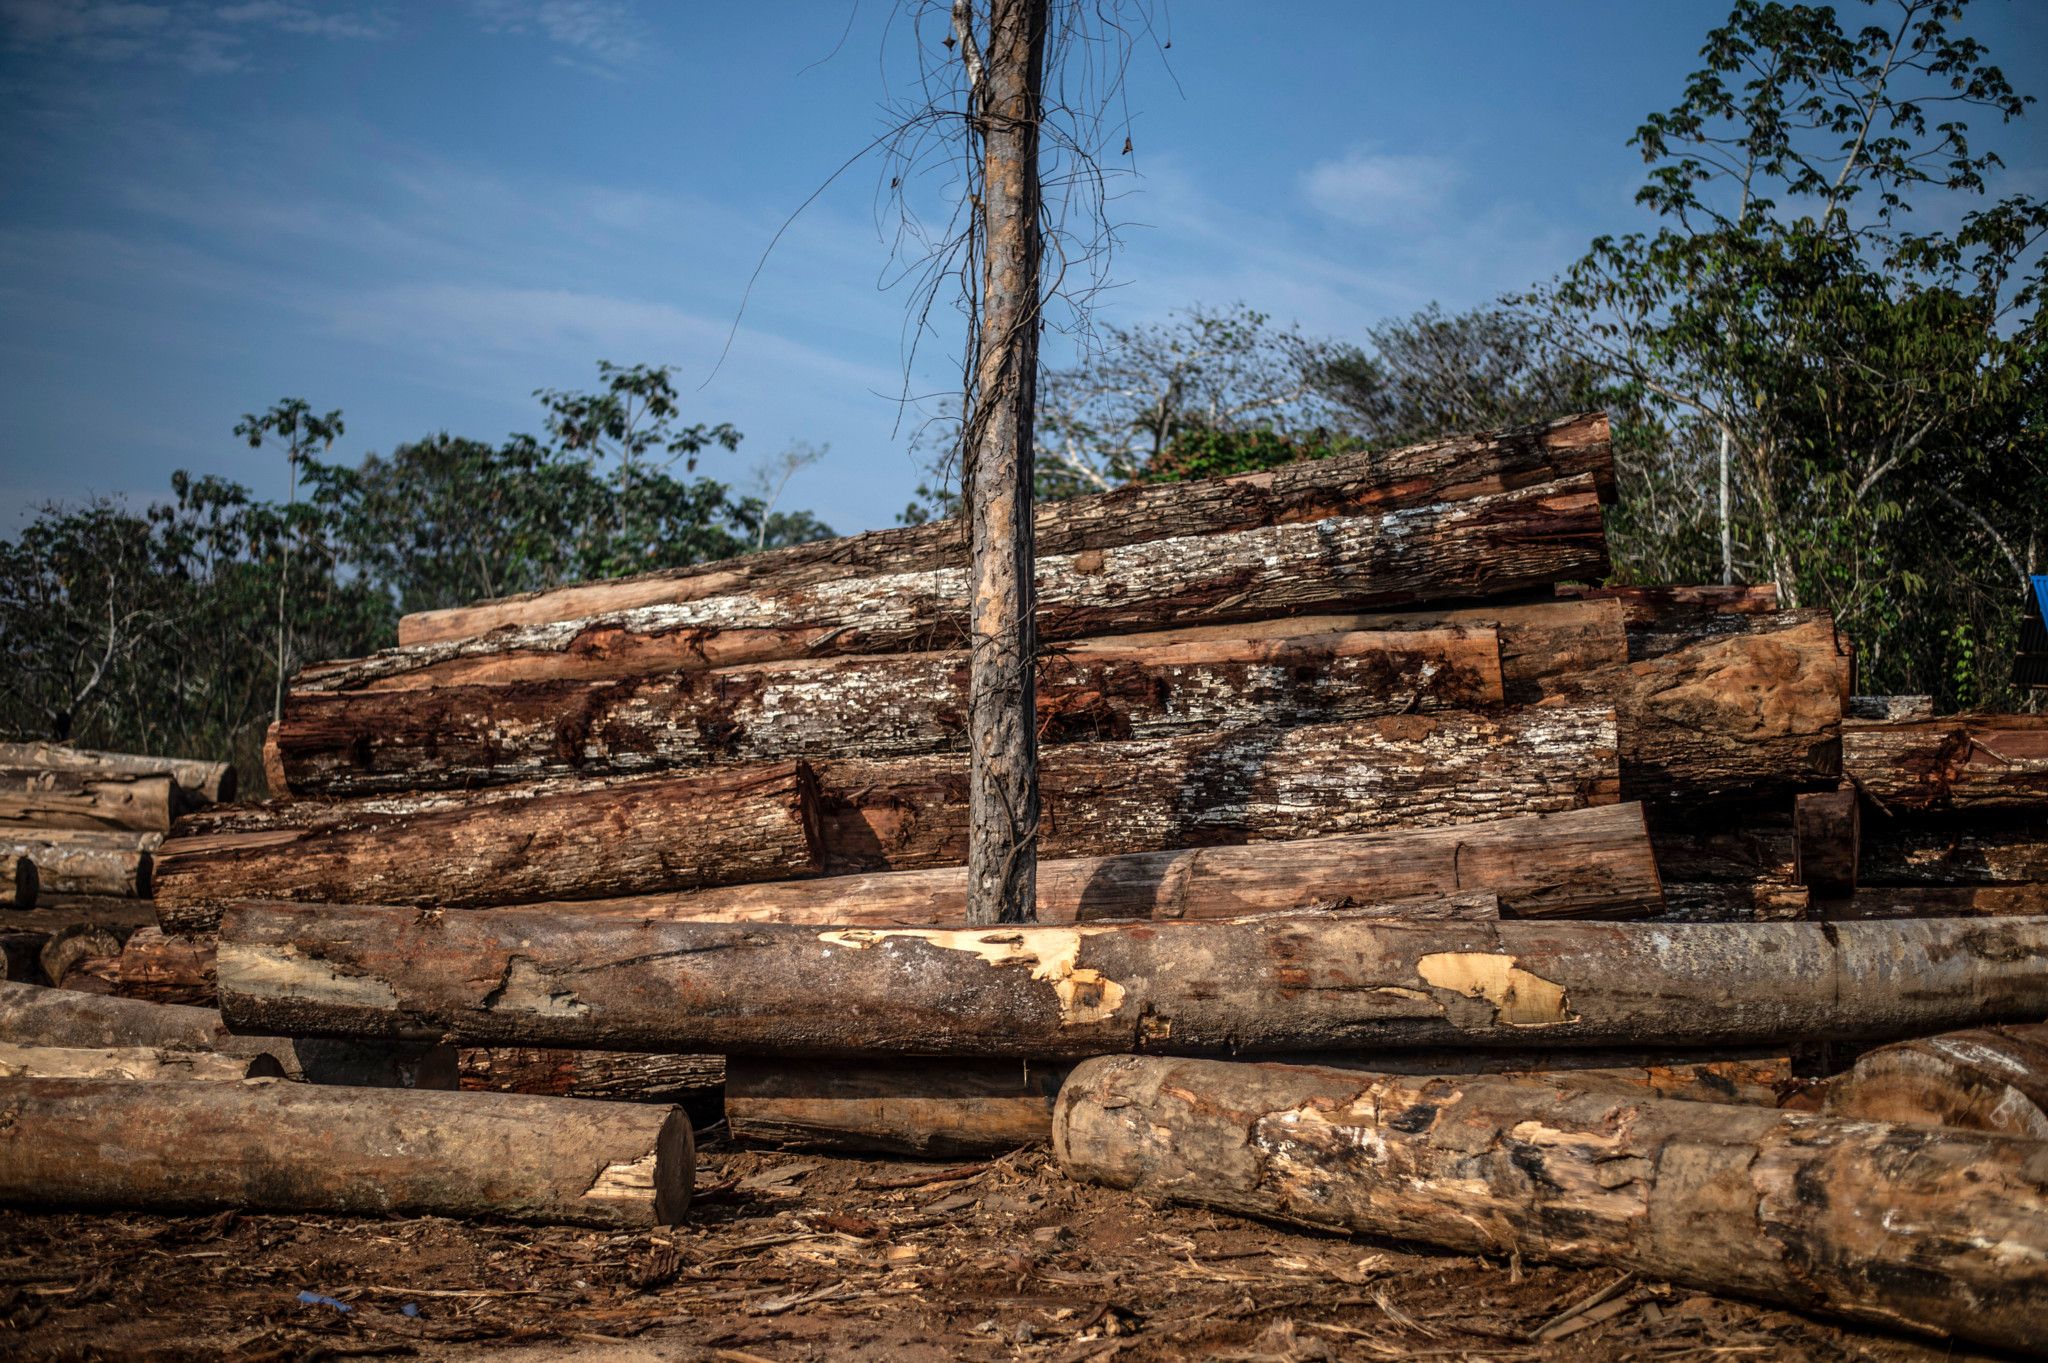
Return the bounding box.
[1051,1055,2048,1353]
[1823,1023,2048,1139]
[1845,714,2048,811]
[0,1041,282,1081]
[0,834,153,898]
[217,905,2048,1059]
[0,1077,690,1228]
[0,767,183,834]
[0,742,236,805]
[269,625,1507,797]
[397,413,1615,646]
[300,475,1610,692]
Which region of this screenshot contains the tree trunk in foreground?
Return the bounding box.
[1845,715,2048,812]
[152,761,822,924]
[113,928,216,1006]
[1823,1023,2048,1140]
[0,1042,281,1082]
[396,413,1615,646]
[296,476,1609,694]
[217,906,2048,1059]
[459,1048,724,1105]
[0,979,454,1089]
[0,742,236,805]
[1052,1055,2048,1353]
[0,1077,690,1228]
[0,768,183,834]
[1,853,35,909]
[1794,786,1860,897]
[268,626,1505,797]
[0,834,154,898]
[531,802,1663,926]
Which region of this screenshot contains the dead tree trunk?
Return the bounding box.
[217,906,2048,1059]
[0,742,236,805]
[1822,1023,2048,1139]
[0,1077,690,1228]
[0,768,183,834]
[1052,1056,2047,1353]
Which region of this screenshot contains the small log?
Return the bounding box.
[1794,786,1859,896]
[1826,885,2048,918]
[152,761,824,925]
[398,413,1615,646]
[114,927,216,1006]
[459,1048,724,1105]
[1848,695,1935,722]
[1554,582,1778,626]
[0,1077,691,1228]
[0,767,183,834]
[40,924,122,993]
[218,905,2048,1059]
[1052,1056,2048,1352]
[0,1042,281,1082]
[1823,1023,2048,1139]
[0,742,236,805]
[269,626,1507,797]
[1845,714,2048,811]
[299,475,1610,693]
[1,852,35,910]
[0,979,456,1089]
[0,835,152,898]
[1858,815,2048,884]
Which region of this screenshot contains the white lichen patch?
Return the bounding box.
[817,926,1127,1026]
[1415,952,1576,1028]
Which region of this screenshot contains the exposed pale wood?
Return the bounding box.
[1052,1056,2048,1353]
[1,852,35,910]
[300,475,1610,694]
[1844,714,2048,811]
[459,1049,724,1104]
[1554,582,1778,626]
[397,414,1616,647]
[113,927,216,1006]
[1794,786,1860,896]
[1823,1023,2048,1139]
[151,762,823,927]
[0,1077,691,1228]
[0,767,183,834]
[268,627,1506,797]
[1848,695,1935,721]
[217,905,2048,1059]
[0,742,235,804]
[0,838,151,898]
[0,1042,281,1082]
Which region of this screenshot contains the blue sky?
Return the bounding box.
[3,0,2043,538]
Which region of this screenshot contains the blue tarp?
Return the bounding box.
[2034,575,2048,631]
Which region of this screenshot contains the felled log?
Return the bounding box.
[1848,695,1935,721]
[1794,786,1859,896]
[269,626,1507,797]
[299,475,1609,693]
[152,761,823,927]
[0,767,183,834]
[41,924,121,994]
[0,742,235,805]
[398,413,1615,646]
[1536,610,1848,801]
[1823,1023,2048,1139]
[1845,714,2048,811]
[113,927,216,1006]
[812,709,1619,875]
[459,1048,724,1104]
[1827,886,2048,918]
[0,1077,691,1228]
[1859,815,2048,884]
[1654,881,1810,922]
[218,906,2048,1059]
[548,802,1663,926]
[0,1042,281,1081]
[1,852,35,910]
[1052,1056,2047,1352]
[0,833,153,897]
[1554,582,1777,626]
[0,979,456,1089]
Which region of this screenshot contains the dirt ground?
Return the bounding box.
[0,1124,2003,1363]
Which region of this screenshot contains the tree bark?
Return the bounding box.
[811,709,1620,875]
[113,927,216,1006]
[0,979,456,1088]
[1,852,35,910]
[296,475,1610,694]
[1844,714,2048,811]
[1554,582,1777,626]
[151,761,823,926]
[0,767,184,834]
[0,742,236,805]
[1051,1055,2048,1353]
[459,1048,724,1105]
[0,837,151,898]
[0,1042,281,1082]
[267,626,1506,798]
[1794,786,1859,896]
[1847,694,1934,721]
[1653,881,1810,922]
[1823,1023,2048,1139]
[395,413,1615,647]
[521,802,1662,926]
[0,1077,691,1228]
[217,906,2048,1059]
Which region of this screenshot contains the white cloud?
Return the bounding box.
[1300,149,1461,230]
[467,0,651,76]
[0,0,390,73]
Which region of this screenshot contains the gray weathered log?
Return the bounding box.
[0,1077,690,1228]
[1823,1023,2048,1139]
[1845,714,2048,811]
[0,742,236,805]
[298,475,1610,693]
[217,906,2048,1059]
[0,1042,281,1082]
[0,767,183,834]
[1848,695,1935,721]
[397,413,1615,647]
[1052,1056,2048,1352]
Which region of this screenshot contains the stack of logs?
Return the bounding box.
[4,412,2045,1350]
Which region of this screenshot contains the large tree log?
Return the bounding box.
[811,709,1620,875]
[1052,1056,2047,1352]
[0,1077,691,1228]
[0,742,236,805]
[1,852,35,910]
[0,767,184,834]
[218,906,2048,1059]
[459,1048,724,1104]
[0,1042,281,1081]
[113,927,216,1006]
[1845,714,2048,811]
[529,803,1663,927]
[397,414,1615,646]
[0,832,155,898]
[299,475,1610,693]
[0,979,455,1088]
[1859,814,2048,884]
[152,761,823,923]
[1823,1023,2048,1139]
[269,626,1507,797]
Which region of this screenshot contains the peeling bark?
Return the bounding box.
[1845,714,2048,811]
[459,1048,723,1105]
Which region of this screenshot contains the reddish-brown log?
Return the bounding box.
[1845,714,2048,811]
[113,927,216,1006]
